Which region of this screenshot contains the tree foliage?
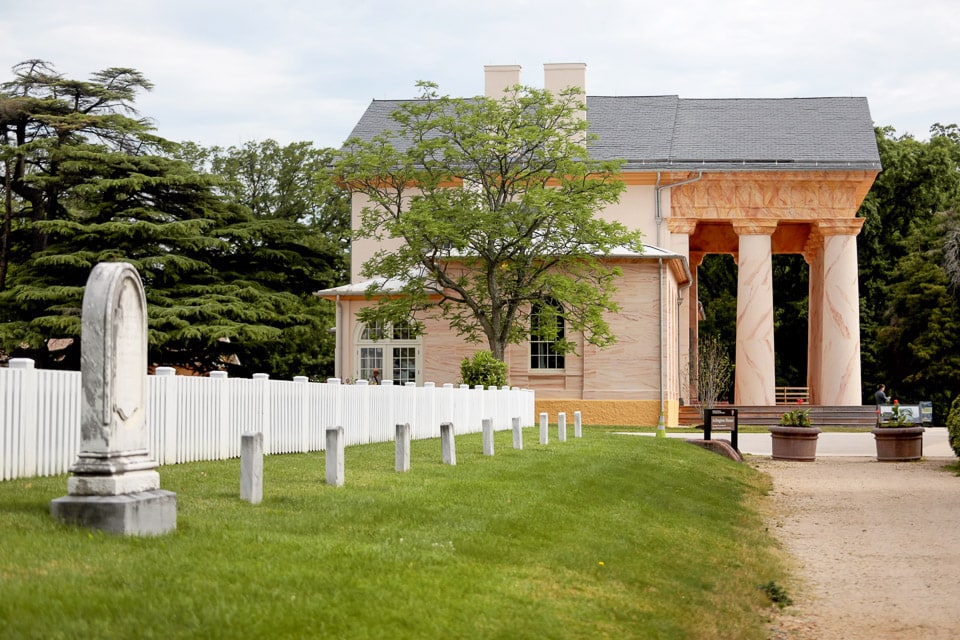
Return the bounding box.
[459,350,508,388]
[947,394,960,457]
[858,124,960,397]
[0,61,347,378]
[875,210,960,414]
[335,82,642,360]
[170,139,351,379]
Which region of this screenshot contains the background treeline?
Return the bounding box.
[699,124,960,416]
[0,60,349,380]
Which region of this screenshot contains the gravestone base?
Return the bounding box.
[67,469,160,496]
[51,490,177,536]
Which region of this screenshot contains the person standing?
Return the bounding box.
[875,384,890,405]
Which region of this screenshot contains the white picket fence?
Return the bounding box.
[0,359,535,481]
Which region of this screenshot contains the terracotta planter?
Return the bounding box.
[769,426,822,461]
[872,426,925,461]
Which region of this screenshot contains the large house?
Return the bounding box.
[319,63,881,426]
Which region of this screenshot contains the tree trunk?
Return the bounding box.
[1,157,11,290]
[489,337,506,362]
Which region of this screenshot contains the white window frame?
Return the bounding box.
[529,300,566,371]
[354,320,423,385]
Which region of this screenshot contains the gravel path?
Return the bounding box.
[755,457,960,639]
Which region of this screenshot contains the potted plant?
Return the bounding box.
[769,400,821,461]
[872,399,925,461]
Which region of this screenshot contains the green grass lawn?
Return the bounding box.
[0,430,788,639]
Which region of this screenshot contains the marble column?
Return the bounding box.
[668,218,698,404]
[803,232,824,405]
[732,221,777,406]
[817,219,864,405]
[688,252,704,402]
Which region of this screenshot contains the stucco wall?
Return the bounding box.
[350,192,408,283]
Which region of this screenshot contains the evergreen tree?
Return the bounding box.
[171,139,351,379]
[0,61,346,376]
[858,125,960,396]
[877,210,960,417]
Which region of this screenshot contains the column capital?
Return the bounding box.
[667,217,698,234]
[801,231,824,265]
[731,220,778,236]
[817,218,865,236]
[689,251,705,269]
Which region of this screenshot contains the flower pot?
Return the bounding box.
[871,426,925,461]
[769,426,822,461]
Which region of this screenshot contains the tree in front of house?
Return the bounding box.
[335,82,642,361]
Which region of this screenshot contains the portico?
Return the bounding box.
[668,171,877,407]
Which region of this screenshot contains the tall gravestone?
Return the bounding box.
[50,262,177,535]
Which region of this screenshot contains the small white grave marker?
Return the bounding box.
[482,418,494,456]
[396,423,411,472]
[240,432,264,504]
[512,417,523,450]
[326,426,345,486]
[440,422,457,465]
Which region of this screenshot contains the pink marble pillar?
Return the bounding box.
[817,220,864,405]
[668,218,698,403]
[733,221,777,406]
[804,232,824,405]
[688,252,704,403]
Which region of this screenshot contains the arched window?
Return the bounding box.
[355,320,421,384]
[530,299,565,370]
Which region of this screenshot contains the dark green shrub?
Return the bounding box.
[460,350,508,388]
[946,395,960,458]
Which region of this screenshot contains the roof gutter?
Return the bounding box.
[654,171,703,435]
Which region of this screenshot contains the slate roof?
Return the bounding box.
[346,95,881,172]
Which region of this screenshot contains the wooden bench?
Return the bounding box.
[679,404,878,428]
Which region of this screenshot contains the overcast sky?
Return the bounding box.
[2,0,957,148]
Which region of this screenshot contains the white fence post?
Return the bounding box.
[253,373,270,453]
[5,359,37,479]
[209,370,231,460]
[294,376,309,453]
[153,367,178,465]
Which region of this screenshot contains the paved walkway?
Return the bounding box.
[630,427,953,457]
